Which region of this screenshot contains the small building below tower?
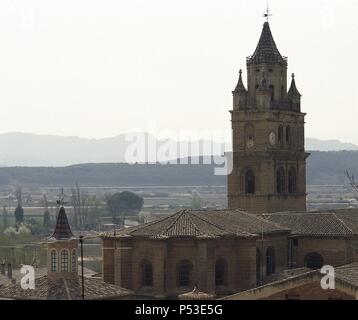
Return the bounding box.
[0,206,133,300]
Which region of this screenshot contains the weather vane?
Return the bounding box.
[56,188,65,207]
[263,0,272,22]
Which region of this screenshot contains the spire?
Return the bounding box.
[287,73,301,97]
[50,207,74,240]
[247,22,286,65]
[233,69,247,93]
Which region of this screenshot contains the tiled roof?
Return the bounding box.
[102,209,289,239]
[0,275,132,300]
[247,22,286,65]
[0,266,99,286]
[262,211,357,237]
[222,263,358,300]
[335,262,358,287]
[333,209,358,234]
[50,207,74,240]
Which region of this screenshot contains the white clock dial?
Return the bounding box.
[269,132,276,146]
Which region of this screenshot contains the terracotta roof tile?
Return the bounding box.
[262,212,355,237]
[0,275,132,300]
[102,209,289,239]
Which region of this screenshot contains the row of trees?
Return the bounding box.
[70,185,144,229]
[346,170,358,198]
[1,184,145,233]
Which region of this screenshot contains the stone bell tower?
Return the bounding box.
[47,207,78,279]
[227,21,309,214]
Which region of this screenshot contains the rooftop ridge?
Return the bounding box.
[63,278,72,300]
[244,211,290,233]
[113,211,178,237]
[190,210,234,236]
[184,210,212,237]
[333,212,354,234]
[159,209,204,237]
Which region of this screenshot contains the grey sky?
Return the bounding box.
[0,0,357,143]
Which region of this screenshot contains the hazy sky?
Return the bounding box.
[0,0,358,143]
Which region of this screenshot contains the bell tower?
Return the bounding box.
[227,21,309,214]
[47,206,78,279]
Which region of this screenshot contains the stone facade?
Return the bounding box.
[101,209,290,298]
[102,235,289,298]
[99,21,358,300]
[290,237,358,269]
[227,22,309,214]
[101,208,358,299]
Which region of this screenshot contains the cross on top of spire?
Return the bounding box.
[263,1,272,22]
[57,188,65,207]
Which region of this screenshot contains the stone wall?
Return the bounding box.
[101,234,288,298]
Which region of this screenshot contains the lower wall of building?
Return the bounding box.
[291,238,353,268]
[102,235,289,298]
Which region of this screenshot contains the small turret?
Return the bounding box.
[287,73,301,111]
[232,69,248,110]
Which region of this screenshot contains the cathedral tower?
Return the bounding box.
[227,22,309,213]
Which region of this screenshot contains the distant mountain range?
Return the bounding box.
[0,151,357,187]
[305,138,358,152]
[0,132,357,167]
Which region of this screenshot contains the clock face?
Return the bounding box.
[269,132,276,146]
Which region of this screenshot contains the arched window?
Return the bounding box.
[276,167,285,194]
[51,250,57,272]
[142,260,153,287]
[266,247,276,276]
[288,168,297,193]
[278,125,283,144]
[286,126,291,144]
[61,250,69,272]
[256,248,262,285]
[244,123,255,149]
[304,252,323,269]
[215,259,227,286]
[281,85,285,99]
[245,170,255,194]
[71,249,77,273]
[177,260,192,287]
[269,85,274,101]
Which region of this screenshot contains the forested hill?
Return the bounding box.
[0,151,357,187]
